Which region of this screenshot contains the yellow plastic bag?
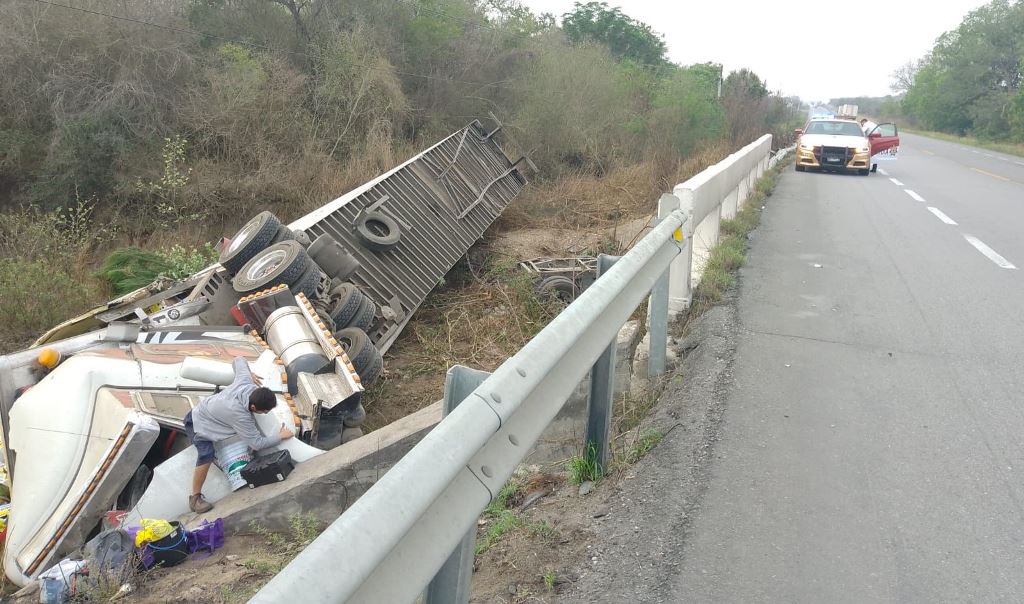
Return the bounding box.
[135,519,174,547]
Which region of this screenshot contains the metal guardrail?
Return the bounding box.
[250,134,776,604]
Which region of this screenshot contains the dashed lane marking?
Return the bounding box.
[927,207,958,225]
[889,178,904,186]
[964,235,1017,269]
[877,168,889,176]
[904,189,926,202]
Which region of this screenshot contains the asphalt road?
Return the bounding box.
[664,133,1024,602]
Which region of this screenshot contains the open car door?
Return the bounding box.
[869,123,900,158]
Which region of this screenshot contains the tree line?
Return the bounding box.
[897,0,1024,140]
[0,0,798,233]
[0,0,802,351]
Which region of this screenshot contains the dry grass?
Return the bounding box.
[904,127,1024,158]
[500,143,731,232]
[361,255,566,429]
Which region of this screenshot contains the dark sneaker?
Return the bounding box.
[189,493,213,513]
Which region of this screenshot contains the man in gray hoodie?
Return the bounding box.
[184,357,293,513]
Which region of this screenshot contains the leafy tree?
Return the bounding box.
[647,65,725,155]
[901,0,1024,139]
[723,68,767,100]
[561,2,668,66]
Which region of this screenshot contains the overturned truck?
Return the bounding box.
[0,120,529,586]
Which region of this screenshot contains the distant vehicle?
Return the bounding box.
[836,104,859,119]
[807,104,835,120]
[793,119,900,175]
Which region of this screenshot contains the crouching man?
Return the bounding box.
[184,356,293,513]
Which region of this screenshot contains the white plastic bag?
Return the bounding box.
[37,558,87,603]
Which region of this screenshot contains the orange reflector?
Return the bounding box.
[37,348,61,369]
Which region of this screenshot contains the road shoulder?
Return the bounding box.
[557,299,740,602]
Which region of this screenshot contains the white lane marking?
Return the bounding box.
[889,177,905,186]
[877,168,889,175]
[983,153,995,158]
[1015,161,1024,166]
[963,235,1017,269]
[927,207,958,225]
[972,150,981,154]
[904,189,926,202]
[997,156,1009,161]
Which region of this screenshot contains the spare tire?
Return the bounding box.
[355,212,401,252]
[308,234,362,280]
[231,240,311,293]
[334,327,381,385]
[219,211,281,275]
[329,283,365,327]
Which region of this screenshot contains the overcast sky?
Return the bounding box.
[517,0,990,101]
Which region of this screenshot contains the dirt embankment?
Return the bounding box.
[467,298,741,603]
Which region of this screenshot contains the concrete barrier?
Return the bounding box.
[667,134,773,313]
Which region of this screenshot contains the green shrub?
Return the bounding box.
[0,259,102,349]
[95,248,171,295]
[567,441,603,485]
[161,243,219,280]
[96,244,218,295]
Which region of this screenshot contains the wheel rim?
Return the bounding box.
[246,249,287,280]
[227,217,261,254]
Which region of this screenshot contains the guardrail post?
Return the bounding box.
[647,196,675,377]
[425,365,492,604]
[586,254,620,473]
[668,192,693,314]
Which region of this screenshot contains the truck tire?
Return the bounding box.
[270,225,296,245]
[292,264,322,300]
[343,404,367,428]
[219,211,280,275]
[231,240,311,293]
[308,234,362,280]
[795,164,806,172]
[536,275,577,304]
[345,295,376,332]
[355,212,401,252]
[340,426,363,444]
[293,229,312,248]
[330,283,365,327]
[334,327,381,384]
[355,346,383,386]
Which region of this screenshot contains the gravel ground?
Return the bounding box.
[559,299,739,603]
